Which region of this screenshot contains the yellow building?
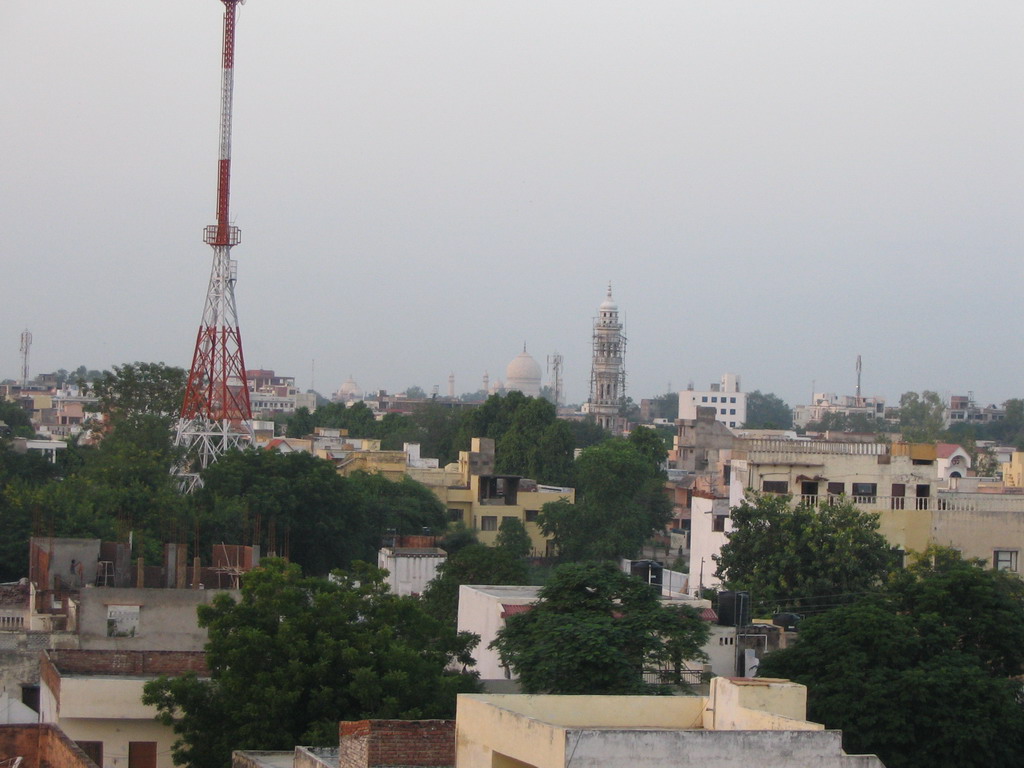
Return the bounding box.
[1002,451,1024,488]
[414,438,574,556]
[329,437,576,556]
[455,677,884,768]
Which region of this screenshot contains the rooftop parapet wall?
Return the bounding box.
[47,649,209,677]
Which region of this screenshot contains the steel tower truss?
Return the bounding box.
[174,0,252,492]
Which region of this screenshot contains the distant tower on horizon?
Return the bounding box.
[174,0,254,492]
[19,329,32,388]
[588,284,626,434]
[548,353,563,407]
[448,372,455,399]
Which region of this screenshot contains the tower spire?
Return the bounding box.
[174,0,253,492]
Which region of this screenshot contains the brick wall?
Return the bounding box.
[46,649,209,677]
[0,724,99,768]
[339,720,455,768]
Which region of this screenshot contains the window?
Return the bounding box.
[720,409,726,415]
[827,482,845,496]
[995,550,1018,572]
[107,605,140,638]
[711,396,718,403]
[448,508,463,523]
[851,483,877,502]
[129,742,157,768]
[481,516,497,531]
[730,397,736,403]
[701,396,708,402]
[762,480,789,494]
[915,484,931,510]
[712,515,727,533]
[525,509,539,523]
[891,484,906,510]
[729,409,736,415]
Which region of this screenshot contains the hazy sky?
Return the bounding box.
[2,2,1022,407]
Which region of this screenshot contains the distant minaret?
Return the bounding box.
[448,372,455,399]
[483,371,490,394]
[588,284,626,434]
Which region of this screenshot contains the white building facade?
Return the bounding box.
[679,374,747,430]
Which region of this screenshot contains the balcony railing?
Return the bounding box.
[793,493,1024,514]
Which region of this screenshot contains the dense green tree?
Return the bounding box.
[897,390,946,443]
[538,439,671,562]
[0,400,35,438]
[452,393,575,485]
[714,493,896,611]
[759,551,1024,768]
[285,406,316,438]
[495,517,532,560]
[85,361,186,424]
[437,523,478,555]
[490,562,708,694]
[194,450,444,574]
[744,391,793,429]
[566,417,610,449]
[627,425,669,475]
[804,410,890,435]
[0,447,62,580]
[421,543,530,627]
[143,560,480,768]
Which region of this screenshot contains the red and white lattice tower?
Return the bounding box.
[174,0,253,492]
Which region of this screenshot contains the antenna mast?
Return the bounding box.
[174,0,253,492]
[855,354,862,406]
[19,329,32,388]
[547,353,563,407]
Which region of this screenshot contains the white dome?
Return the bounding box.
[505,348,542,397]
[337,376,362,399]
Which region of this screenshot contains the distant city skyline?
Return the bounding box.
[3,2,1021,410]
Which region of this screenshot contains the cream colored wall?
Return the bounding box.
[41,675,178,768]
[469,694,706,729]
[457,586,540,680]
[456,696,566,768]
[59,677,153,719]
[931,506,1024,566]
[705,677,819,731]
[875,507,932,554]
[687,495,731,594]
[454,682,878,768]
[56,717,176,768]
